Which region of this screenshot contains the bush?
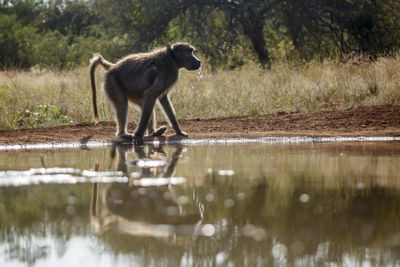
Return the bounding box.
[0,14,36,69]
[13,104,71,128]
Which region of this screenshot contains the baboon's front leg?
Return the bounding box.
[133,94,157,144]
[159,94,187,137]
[147,110,167,137]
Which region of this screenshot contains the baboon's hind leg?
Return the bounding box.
[105,77,131,139]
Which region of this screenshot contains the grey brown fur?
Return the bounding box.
[89,42,201,145]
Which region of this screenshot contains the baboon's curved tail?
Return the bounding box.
[89,54,114,124]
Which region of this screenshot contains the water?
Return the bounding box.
[0,142,400,266]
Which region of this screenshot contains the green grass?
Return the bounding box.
[1,54,400,130]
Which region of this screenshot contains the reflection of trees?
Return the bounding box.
[185,173,400,266]
[0,184,92,265]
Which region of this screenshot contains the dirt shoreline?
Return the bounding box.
[1,105,400,146]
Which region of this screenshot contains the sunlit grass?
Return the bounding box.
[173,54,400,119]
[1,54,400,130]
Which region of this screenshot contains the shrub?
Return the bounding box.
[13,104,71,128]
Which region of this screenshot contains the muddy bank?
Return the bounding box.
[1,105,400,146]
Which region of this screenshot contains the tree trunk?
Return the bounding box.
[243,20,271,68]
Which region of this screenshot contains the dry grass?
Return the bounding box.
[1,54,400,130]
[0,67,111,130]
[172,54,400,119]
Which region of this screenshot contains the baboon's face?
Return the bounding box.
[173,45,201,70]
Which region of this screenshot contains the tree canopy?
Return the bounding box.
[1,0,399,69]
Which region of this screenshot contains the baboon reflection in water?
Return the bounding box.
[90,145,202,237]
[90,42,201,145]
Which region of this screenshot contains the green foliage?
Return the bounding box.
[281,0,400,59]
[0,0,400,69]
[0,14,36,68]
[40,0,99,35]
[30,31,95,68]
[13,104,71,128]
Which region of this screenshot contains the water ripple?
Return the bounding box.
[0,136,399,151]
[0,168,185,187]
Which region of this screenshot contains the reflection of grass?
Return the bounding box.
[1,54,400,130]
[176,144,400,190]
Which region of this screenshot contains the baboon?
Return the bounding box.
[89,42,201,145]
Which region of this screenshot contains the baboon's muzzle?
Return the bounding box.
[189,58,201,70]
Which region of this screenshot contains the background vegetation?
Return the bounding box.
[0,0,400,130]
[1,0,400,69]
[1,55,399,130]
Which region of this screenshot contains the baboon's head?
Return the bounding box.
[169,42,201,70]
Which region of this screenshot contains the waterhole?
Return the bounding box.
[0,141,400,266]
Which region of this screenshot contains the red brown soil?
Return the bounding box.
[1,105,400,146]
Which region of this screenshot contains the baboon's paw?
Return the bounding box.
[113,133,134,145]
[116,133,134,140]
[176,131,188,137]
[149,126,167,137]
[133,136,144,146]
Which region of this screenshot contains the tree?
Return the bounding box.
[0,14,36,68]
[95,0,283,67]
[211,0,283,67]
[281,0,400,58]
[39,0,99,36]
